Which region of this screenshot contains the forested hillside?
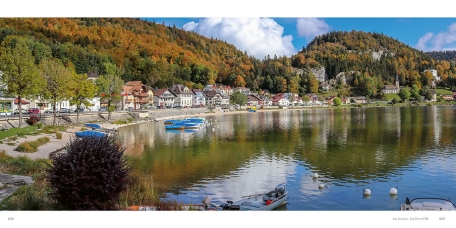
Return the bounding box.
[2,18,455,99]
[427,50,456,61]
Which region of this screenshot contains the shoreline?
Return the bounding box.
[0,108,285,160]
[1,102,451,160]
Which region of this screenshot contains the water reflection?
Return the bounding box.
[118,106,456,210]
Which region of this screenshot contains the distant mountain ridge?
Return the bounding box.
[426,50,456,61]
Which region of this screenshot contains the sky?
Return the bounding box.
[146,18,456,59]
[4,0,456,60]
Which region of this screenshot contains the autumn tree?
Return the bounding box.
[68,72,97,124]
[0,36,44,127]
[233,75,246,88]
[96,62,124,121]
[39,58,73,125]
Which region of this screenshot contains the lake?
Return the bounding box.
[117,106,456,210]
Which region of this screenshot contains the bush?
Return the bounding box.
[15,142,36,152]
[55,131,62,139]
[46,136,130,210]
[26,114,40,126]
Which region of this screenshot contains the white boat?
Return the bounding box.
[400,197,456,211]
[203,183,288,211]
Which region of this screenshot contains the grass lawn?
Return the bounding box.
[384,93,400,101]
[434,88,453,95]
[0,126,38,141]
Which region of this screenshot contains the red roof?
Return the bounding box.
[14,98,30,104]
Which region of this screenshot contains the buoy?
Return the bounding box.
[363,188,371,195]
[319,184,325,189]
[312,173,319,178]
[390,187,398,195]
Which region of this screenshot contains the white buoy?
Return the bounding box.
[319,183,325,189]
[390,187,398,195]
[312,173,319,178]
[363,189,371,196]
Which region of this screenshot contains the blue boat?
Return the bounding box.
[85,123,102,129]
[165,124,185,130]
[75,130,107,138]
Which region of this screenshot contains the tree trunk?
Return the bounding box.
[18,97,22,128]
[53,100,57,126]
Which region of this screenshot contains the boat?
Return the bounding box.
[127,183,288,211]
[165,124,185,130]
[85,123,102,129]
[75,130,108,138]
[400,197,456,211]
[203,183,288,211]
[164,119,182,125]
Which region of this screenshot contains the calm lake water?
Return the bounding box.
[117,106,456,210]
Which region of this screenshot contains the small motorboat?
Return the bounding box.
[85,123,102,129]
[203,183,288,211]
[400,197,456,211]
[165,124,185,130]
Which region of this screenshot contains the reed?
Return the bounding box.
[15,136,50,153]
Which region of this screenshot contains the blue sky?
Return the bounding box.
[6,0,456,59]
[146,18,456,59]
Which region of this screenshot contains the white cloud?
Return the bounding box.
[296,18,330,39]
[416,22,456,51]
[182,18,296,59]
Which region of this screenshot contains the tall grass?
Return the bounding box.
[118,174,158,209]
[15,137,50,153]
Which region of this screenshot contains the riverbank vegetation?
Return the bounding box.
[0,137,186,210]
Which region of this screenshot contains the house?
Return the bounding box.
[324,96,337,105]
[426,90,437,102]
[341,97,350,104]
[441,94,454,101]
[305,93,322,106]
[321,82,330,91]
[232,87,251,95]
[203,90,219,107]
[192,89,206,107]
[247,94,263,106]
[169,84,193,107]
[382,75,400,94]
[354,96,367,104]
[126,81,150,109]
[271,93,289,106]
[121,85,134,110]
[283,93,300,106]
[153,88,176,107]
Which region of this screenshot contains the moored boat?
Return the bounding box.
[400,197,456,211]
[203,183,288,211]
[75,130,108,138]
[165,124,185,130]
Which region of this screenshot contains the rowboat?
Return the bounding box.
[203,183,288,211]
[400,198,456,211]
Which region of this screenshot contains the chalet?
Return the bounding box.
[153,88,176,108]
[204,84,233,96]
[169,84,193,107]
[121,85,134,110]
[283,93,300,106]
[126,81,150,109]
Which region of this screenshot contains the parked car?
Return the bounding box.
[13,109,28,115]
[74,107,84,112]
[45,109,59,113]
[98,107,107,112]
[60,108,70,113]
[27,108,40,114]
